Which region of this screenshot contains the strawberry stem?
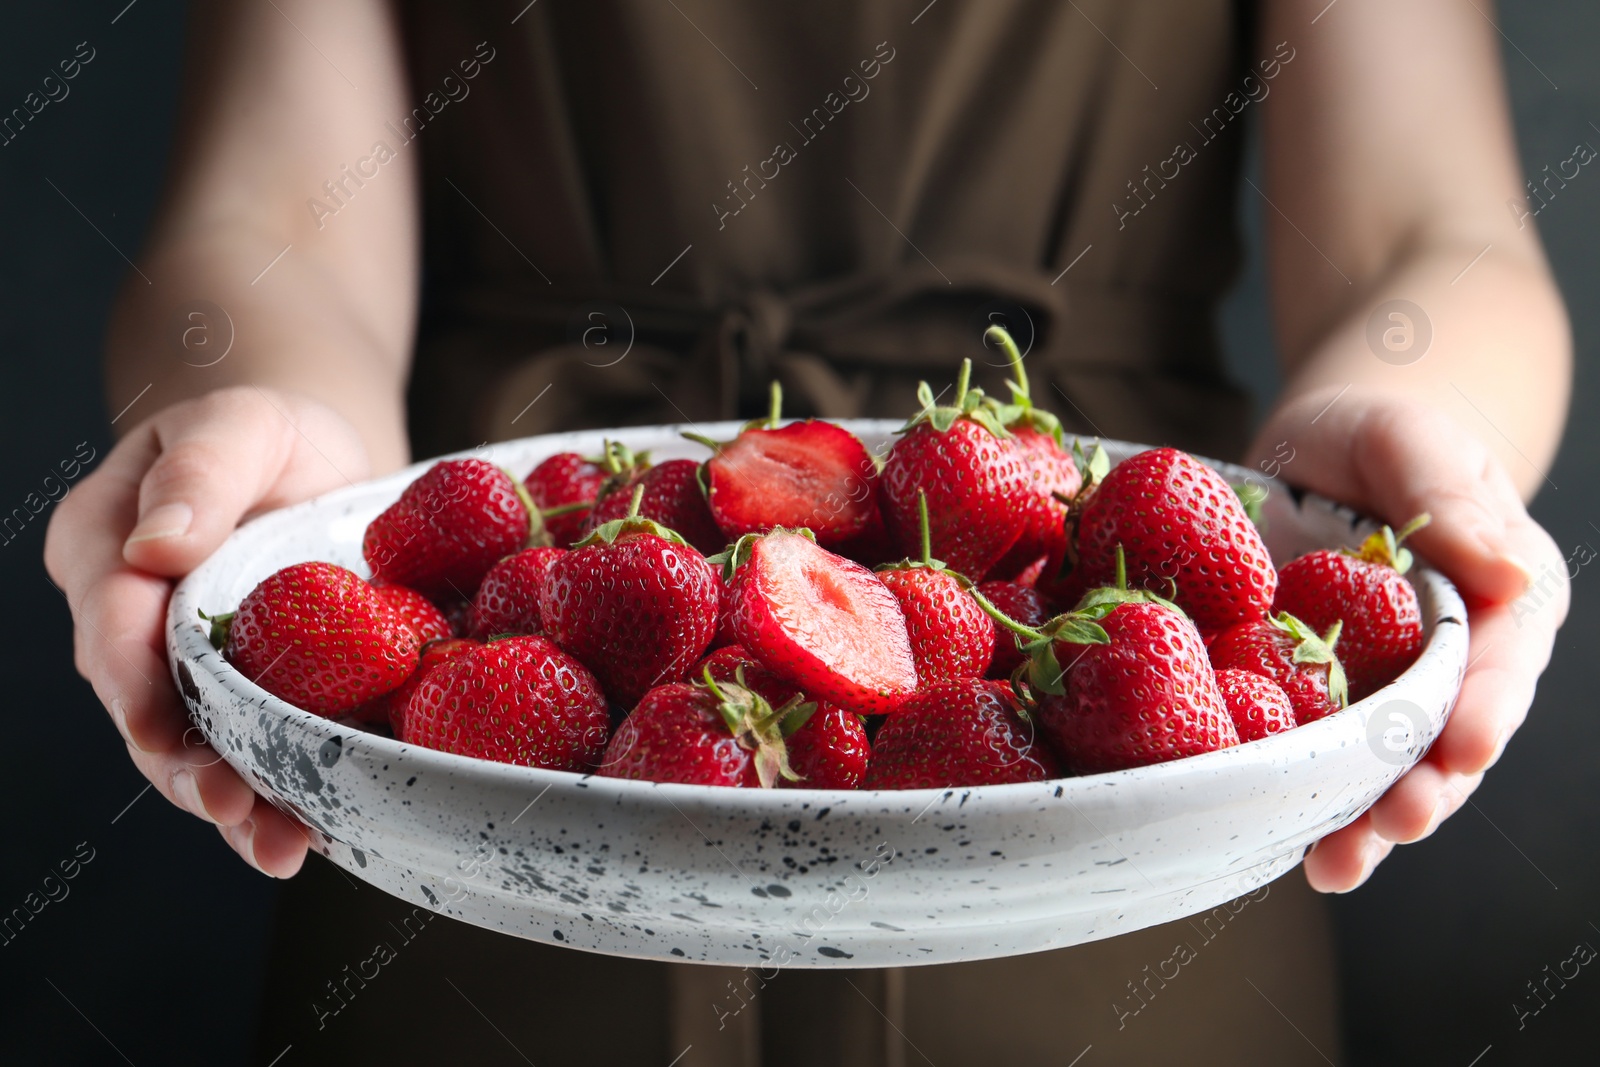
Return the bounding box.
[954,358,973,406]
[681,431,723,453]
[540,501,591,518]
[767,380,783,428]
[984,324,1030,408]
[970,585,1048,642]
[916,490,933,566]
[509,473,552,548]
[625,483,646,519]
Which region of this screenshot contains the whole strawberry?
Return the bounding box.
[687,382,882,550]
[998,549,1238,774]
[1076,447,1276,634]
[471,546,566,638]
[863,680,1060,788]
[586,444,725,556]
[386,636,481,737]
[1273,516,1429,700]
[880,359,1030,576]
[1208,612,1348,724]
[211,561,419,717]
[371,583,452,644]
[598,674,806,787]
[977,580,1054,679]
[541,488,720,706]
[405,635,609,769]
[526,450,607,546]
[726,529,918,715]
[979,326,1083,582]
[364,458,538,602]
[1214,668,1298,743]
[696,645,870,789]
[875,492,993,684]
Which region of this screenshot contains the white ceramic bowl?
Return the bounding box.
[167,422,1467,969]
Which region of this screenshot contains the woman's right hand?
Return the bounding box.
[44,386,373,877]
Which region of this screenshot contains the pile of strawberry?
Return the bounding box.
[205,327,1430,790]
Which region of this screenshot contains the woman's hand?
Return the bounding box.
[44,386,371,877]
[1248,386,1567,893]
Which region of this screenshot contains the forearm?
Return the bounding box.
[104,229,413,473]
[1256,240,1571,501]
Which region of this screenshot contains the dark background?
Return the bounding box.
[1,2,1595,1064]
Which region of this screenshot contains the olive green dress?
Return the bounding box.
[256,2,1341,1063]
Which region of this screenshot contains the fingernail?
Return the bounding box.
[224,817,265,873]
[125,502,193,546]
[1337,839,1387,894]
[109,698,136,748]
[1502,553,1534,592]
[1419,794,1451,840]
[171,768,211,822]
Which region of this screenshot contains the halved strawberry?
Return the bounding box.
[687,382,880,549]
[725,530,918,715]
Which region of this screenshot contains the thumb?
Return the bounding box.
[1253,388,1534,605]
[122,387,367,576]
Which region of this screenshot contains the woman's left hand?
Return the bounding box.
[1247,385,1568,893]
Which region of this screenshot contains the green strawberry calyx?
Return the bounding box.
[573,483,690,549]
[199,609,234,651]
[1040,439,1110,586]
[701,666,807,787]
[1346,513,1431,575]
[981,324,1063,445]
[970,578,1111,697]
[1269,611,1350,709]
[898,358,1009,439]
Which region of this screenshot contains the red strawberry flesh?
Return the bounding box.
[731,532,918,714]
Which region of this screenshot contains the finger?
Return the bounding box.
[1256,389,1534,604]
[1366,756,1482,844]
[122,387,368,576]
[1303,812,1394,893]
[120,389,294,575]
[127,740,257,827]
[219,795,310,878]
[1433,601,1553,776]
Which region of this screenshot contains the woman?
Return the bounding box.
[45,1,1569,1063]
